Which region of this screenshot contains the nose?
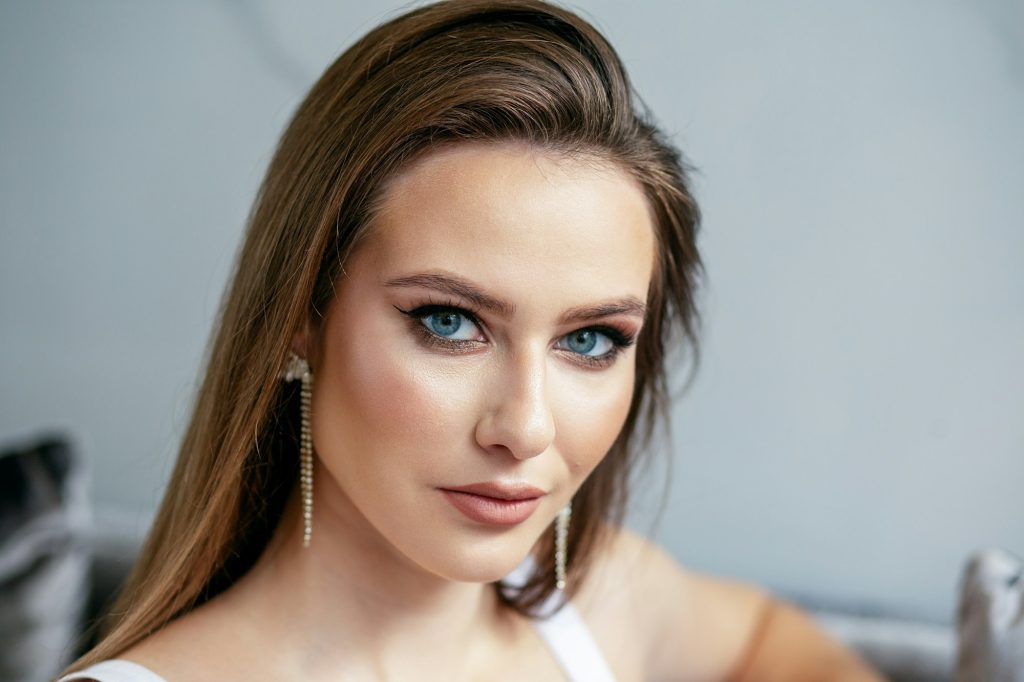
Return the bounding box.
[474,349,556,460]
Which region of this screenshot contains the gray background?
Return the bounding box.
[2,1,1021,625]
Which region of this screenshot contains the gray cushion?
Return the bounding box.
[954,548,1024,682]
[0,436,90,682]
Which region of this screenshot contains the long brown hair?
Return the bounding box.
[68,0,701,668]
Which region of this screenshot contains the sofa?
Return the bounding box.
[3,435,1019,682]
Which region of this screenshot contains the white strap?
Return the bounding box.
[58,660,168,682]
[504,555,618,682]
[531,600,618,682]
[62,561,618,682]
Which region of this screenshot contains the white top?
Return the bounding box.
[529,597,619,682]
[58,604,616,682]
[60,560,618,682]
[59,660,167,682]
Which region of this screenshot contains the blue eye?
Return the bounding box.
[421,309,481,341]
[559,329,614,357]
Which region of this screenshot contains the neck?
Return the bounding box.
[225,472,518,679]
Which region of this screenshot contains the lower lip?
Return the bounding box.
[441,490,542,526]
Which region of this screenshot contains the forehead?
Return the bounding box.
[360,143,656,311]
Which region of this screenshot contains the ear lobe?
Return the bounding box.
[290,317,315,360]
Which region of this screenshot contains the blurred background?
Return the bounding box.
[2,0,1021,634]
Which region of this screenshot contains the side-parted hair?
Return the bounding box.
[68,0,701,669]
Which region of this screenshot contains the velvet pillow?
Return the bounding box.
[0,436,90,682]
[955,547,1024,681]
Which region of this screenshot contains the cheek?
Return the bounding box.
[555,368,636,478]
[316,316,477,474]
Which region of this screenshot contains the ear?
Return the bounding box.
[290,316,316,361]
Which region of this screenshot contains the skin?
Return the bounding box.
[113,143,882,681]
[302,141,653,591]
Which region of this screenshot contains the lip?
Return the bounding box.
[440,482,546,526]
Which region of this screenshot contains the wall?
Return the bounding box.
[2,0,1021,624]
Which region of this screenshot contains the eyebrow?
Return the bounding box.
[385,272,514,316]
[559,299,647,324]
[383,272,647,323]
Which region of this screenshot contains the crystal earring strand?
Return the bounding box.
[555,501,572,590]
[281,353,314,548]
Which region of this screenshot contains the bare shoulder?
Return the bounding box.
[572,526,771,682]
[574,526,883,682]
[114,593,259,682]
[113,612,210,681]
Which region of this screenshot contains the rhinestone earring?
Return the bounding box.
[281,352,314,548]
[555,501,571,590]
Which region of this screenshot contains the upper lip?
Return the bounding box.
[441,482,546,500]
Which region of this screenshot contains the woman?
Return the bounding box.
[62,1,882,680]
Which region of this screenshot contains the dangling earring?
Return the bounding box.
[281,352,314,548]
[554,501,571,590]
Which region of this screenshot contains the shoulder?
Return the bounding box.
[103,592,261,682]
[572,526,771,682]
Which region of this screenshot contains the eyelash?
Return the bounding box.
[399,302,481,353]
[394,300,637,369]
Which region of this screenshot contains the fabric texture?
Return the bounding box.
[954,548,1024,682]
[0,435,90,682]
[503,555,619,682]
[529,599,619,682]
[58,660,167,682]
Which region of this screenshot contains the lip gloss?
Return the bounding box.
[441,490,542,525]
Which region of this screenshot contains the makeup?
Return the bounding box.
[311,143,653,583]
[440,483,545,526]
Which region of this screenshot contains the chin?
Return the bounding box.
[410,530,538,585]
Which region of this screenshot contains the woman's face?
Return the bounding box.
[306,142,656,584]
